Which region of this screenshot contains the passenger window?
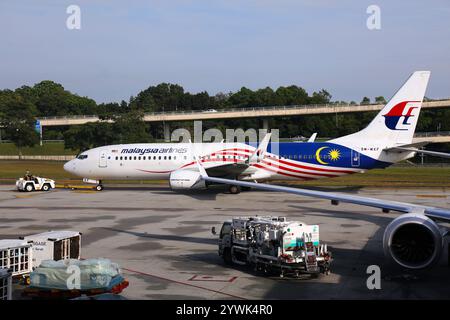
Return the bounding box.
[174,156,176,160]
[168,156,171,160]
[138,156,141,160]
[116,156,118,160]
[120,156,123,160]
[158,156,161,160]
[143,156,146,160]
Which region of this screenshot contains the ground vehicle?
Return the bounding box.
[218,216,332,277]
[16,176,55,192]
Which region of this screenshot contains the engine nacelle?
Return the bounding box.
[383,213,444,269]
[169,170,206,190]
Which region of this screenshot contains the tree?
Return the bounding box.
[375,96,386,104]
[361,97,371,105]
[309,89,331,104]
[0,91,39,157]
[113,110,152,143]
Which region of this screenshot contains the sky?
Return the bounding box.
[0,0,449,104]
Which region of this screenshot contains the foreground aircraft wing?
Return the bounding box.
[196,161,450,222]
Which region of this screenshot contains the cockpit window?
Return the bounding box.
[77,154,88,160]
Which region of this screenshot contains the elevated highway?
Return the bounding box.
[37,99,450,127]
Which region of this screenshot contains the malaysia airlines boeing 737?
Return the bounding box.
[64,71,441,192]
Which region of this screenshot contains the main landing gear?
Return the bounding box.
[95,184,104,191]
[229,185,241,194]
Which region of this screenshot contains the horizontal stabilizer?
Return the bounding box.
[386,147,450,159]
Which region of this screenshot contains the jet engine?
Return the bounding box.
[169,170,206,190]
[383,213,444,269]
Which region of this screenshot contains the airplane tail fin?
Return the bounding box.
[330,71,431,147]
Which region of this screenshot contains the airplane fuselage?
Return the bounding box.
[64,141,413,182]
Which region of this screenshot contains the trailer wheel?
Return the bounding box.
[229,185,241,194]
[42,184,50,191]
[25,184,34,192]
[223,248,233,265]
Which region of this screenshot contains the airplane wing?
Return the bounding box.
[196,161,450,222]
[192,133,272,178]
[204,162,249,178]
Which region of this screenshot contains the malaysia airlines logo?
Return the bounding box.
[382,101,420,130]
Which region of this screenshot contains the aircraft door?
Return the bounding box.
[351,150,360,167]
[99,151,108,168]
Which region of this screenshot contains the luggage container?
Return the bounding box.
[22,231,81,268]
[23,258,129,299]
[0,268,13,300]
[0,240,33,277]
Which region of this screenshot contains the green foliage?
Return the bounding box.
[361,97,371,105]
[375,96,386,104]
[1,79,449,148]
[63,110,152,152]
[0,90,39,155]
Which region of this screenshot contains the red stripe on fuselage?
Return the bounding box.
[277,158,356,174]
[253,163,313,180]
[261,160,337,178]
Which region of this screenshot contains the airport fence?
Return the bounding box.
[0,155,75,161]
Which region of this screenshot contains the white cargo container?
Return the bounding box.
[22,231,81,268]
[0,268,12,300]
[0,240,33,277]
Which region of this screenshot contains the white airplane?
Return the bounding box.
[195,159,450,271]
[64,71,447,192]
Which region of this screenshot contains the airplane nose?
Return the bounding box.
[64,160,75,174]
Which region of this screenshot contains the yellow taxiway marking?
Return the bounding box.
[15,194,37,199]
[16,194,33,198]
[55,184,95,190]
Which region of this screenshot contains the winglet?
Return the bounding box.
[196,157,208,178]
[307,133,317,143]
[249,132,272,163]
[190,140,208,178]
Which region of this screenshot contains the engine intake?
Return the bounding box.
[169,170,206,190]
[383,213,443,269]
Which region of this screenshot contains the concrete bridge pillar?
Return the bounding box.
[163,122,170,142]
[262,119,269,131]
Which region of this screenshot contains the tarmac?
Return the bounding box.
[0,184,450,299]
